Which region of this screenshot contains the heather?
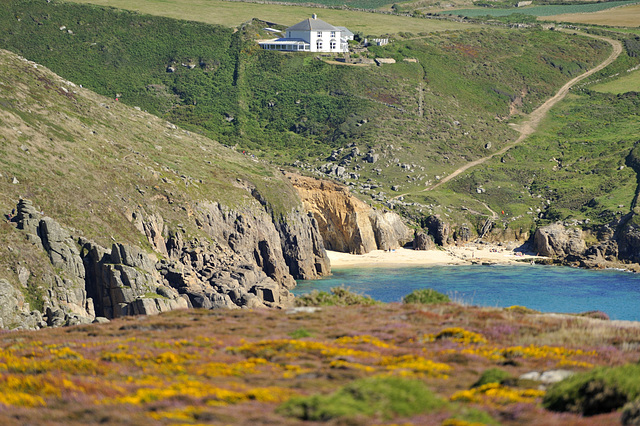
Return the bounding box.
[0,299,638,424]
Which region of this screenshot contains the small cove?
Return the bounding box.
[293,264,640,321]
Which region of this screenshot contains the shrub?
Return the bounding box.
[294,287,379,307]
[288,328,313,339]
[277,376,446,421]
[403,288,450,304]
[577,310,610,321]
[621,398,640,426]
[473,368,513,388]
[543,363,640,416]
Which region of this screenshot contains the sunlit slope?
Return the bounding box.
[2,0,632,238]
[67,0,477,33]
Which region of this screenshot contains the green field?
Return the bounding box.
[68,0,476,34]
[440,0,639,17]
[544,3,640,27]
[591,69,640,93]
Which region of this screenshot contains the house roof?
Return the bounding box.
[335,26,354,37]
[258,38,309,45]
[287,16,338,32]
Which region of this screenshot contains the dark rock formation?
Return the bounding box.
[424,215,451,246]
[454,225,472,243]
[2,196,329,329]
[617,218,640,264]
[277,212,331,280]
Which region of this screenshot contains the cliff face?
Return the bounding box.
[287,173,413,254]
[0,49,336,330]
[2,196,330,329]
[532,217,640,270]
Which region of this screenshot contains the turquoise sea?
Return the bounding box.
[293,265,640,321]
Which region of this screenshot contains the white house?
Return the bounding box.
[259,14,350,53]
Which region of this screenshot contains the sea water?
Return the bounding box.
[293,264,640,321]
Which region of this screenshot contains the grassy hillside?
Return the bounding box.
[439,0,640,18]
[68,0,478,32]
[0,293,638,424]
[0,1,612,194]
[544,4,640,27]
[592,69,640,93]
[2,0,637,243]
[0,46,301,303]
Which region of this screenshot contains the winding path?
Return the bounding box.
[419,31,623,192]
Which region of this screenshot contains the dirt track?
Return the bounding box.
[423,31,623,191]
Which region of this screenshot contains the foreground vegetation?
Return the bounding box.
[0,289,638,424]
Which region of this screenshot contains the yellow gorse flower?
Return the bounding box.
[424,328,488,345]
[450,383,545,406]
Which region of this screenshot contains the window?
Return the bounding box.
[330,39,336,50]
[330,31,336,38]
[316,40,323,50]
[317,31,322,38]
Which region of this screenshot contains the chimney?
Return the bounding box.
[312,14,317,19]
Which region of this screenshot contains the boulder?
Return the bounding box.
[370,210,413,251]
[413,231,435,251]
[454,225,472,243]
[533,223,586,257]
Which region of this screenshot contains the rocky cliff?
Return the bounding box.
[0,49,337,330]
[2,196,331,329]
[532,217,640,271]
[287,173,413,254]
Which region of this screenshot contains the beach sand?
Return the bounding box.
[327,244,544,268]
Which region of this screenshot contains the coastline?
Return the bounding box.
[327,245,545,268]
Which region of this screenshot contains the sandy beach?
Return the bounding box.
[327,244,544,268]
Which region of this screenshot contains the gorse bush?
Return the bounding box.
[543,363,640,416]
[277,376,446,421]
[472,368,513,388]
[294,287,380,306]
[403,288,450,304]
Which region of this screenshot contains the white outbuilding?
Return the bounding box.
[259,14,350,53]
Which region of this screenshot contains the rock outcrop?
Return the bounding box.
[413,231,436,251]
[0,279,46,330]
[423,215,451,246]
[287,173,412,254]
[1,196,330,329]
[15,199,94,320]
[533,223,586,258]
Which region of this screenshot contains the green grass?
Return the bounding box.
[438,85,640,230]
[591,69,640,94]
[1,0,633,243]
[441,0,640,17]
[68,0,477,33]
